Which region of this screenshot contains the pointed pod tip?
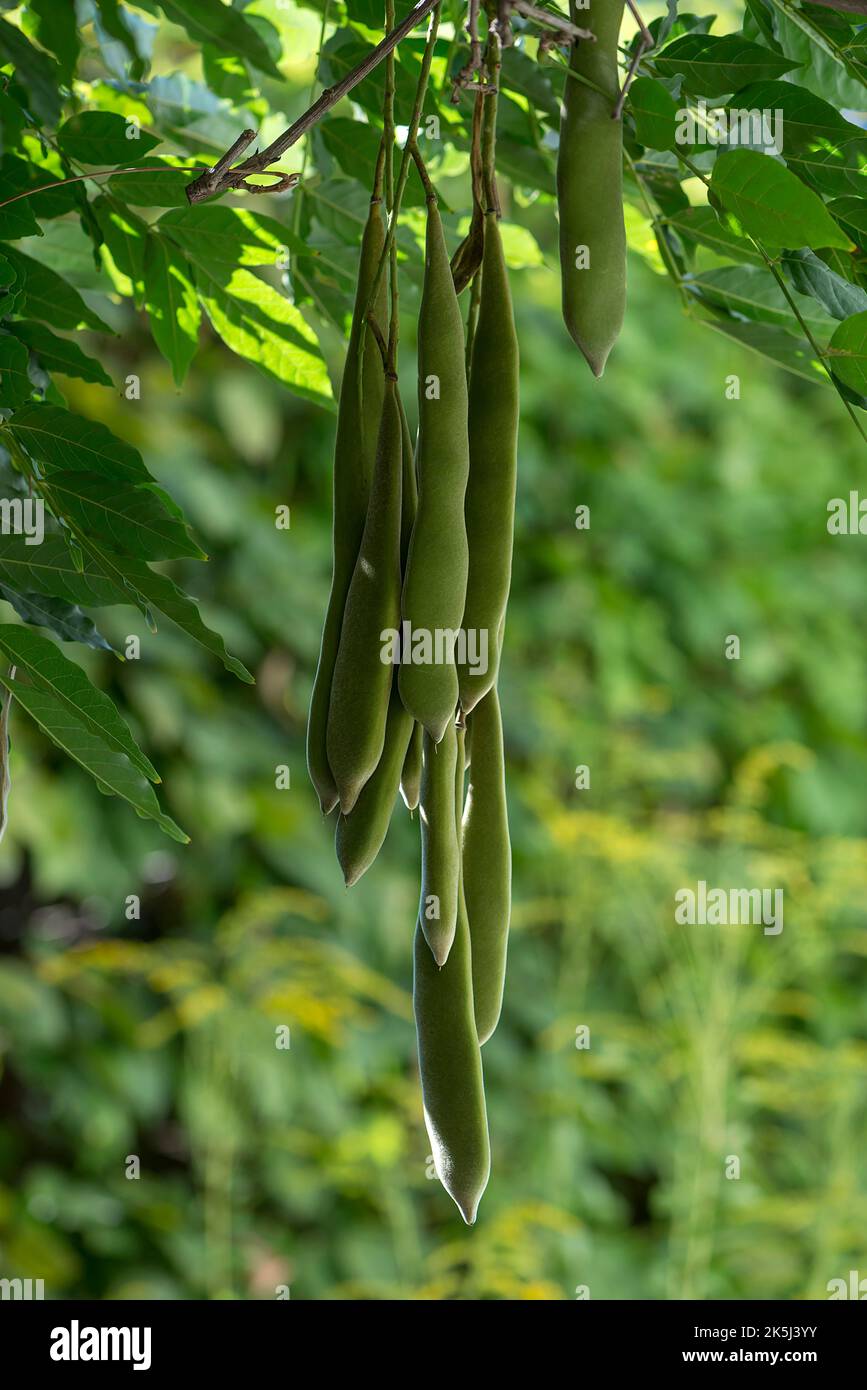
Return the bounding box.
[422,716,450,746]
[423,928,453,969]
[564,320,613,379]
[456,1195,479,1225]
[585,350,608,379]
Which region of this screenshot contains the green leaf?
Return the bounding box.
[202,46,258,105]
[0,16,61,126]
[319,117,426,208]
[803,139,867,201]
[701,315,828,385]
[107,159,193,207]
[144,235,200,386]
[158,205,304,268]
[157,0,282,79]
[93,0,147,79]
[193,262,333,407]
[665,205,764,264]
[0,89,26,153]
[0,585,112,652]
[767,0,867,104]
[500,45,560,123]
[79,538,255,684]
[688,265,836,334]
[7,403,150,482]
[318,31,432,126]
[0,673,187,841]
[57,111,160,165]
[724,81,862,185]
[91,195,148,303]
[0,165,42,240]
[0,534,123,608]
[0,529,253,684]
[0,247,112,332]
[629,76,679,151]
[493,133,556,197]
[0,152,81,221]
[827,196,867,247]
[43,471,205,562]
[0,623,157,780]
[710,149,853,250]
[654,33,800,97]
[782,248,867,322]
[308,178,371,244]
[0,334,34,406]
[828,311,867,393]
[27,0,80,85]
[8,321,113,386]
[145,73,226,130]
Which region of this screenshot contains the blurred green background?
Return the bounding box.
[2,1,867,1302]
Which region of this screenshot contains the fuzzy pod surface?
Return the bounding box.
[557,0,626,377]
[418,721,460,965]
[401,722,423,811]
[327,374,403,814]
[307,197,388,812]
[335,674,413,886]
[459,214,519,716]
[399,199,470,743]
[413,723,490,1223]
[462,686,511,1044]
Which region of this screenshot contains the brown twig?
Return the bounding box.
[451,0,483,102]
[511,2,593,41]
[186,0,442,205]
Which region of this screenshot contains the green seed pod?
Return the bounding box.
[413,722,490,1224]
[462,686,511,1044]
[459,215,519,716]
[327,375,402,814]
[418,721,460,966]
[397,390,423,812]
[307,196,388,812]
[399,198,470,744]
[557,0,626,377]
[335,676,413,886]
[401,721,423,811]
[397,390,417,571]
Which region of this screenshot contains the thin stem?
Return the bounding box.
[0,164,206,211]
[614,0,654,120]
[363,4,441,329]
[512,1,592,38]
[385,0,399,372]
[410,142,437,201]
[481,34,501,216]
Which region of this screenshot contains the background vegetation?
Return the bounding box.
[0,0,866,1300]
